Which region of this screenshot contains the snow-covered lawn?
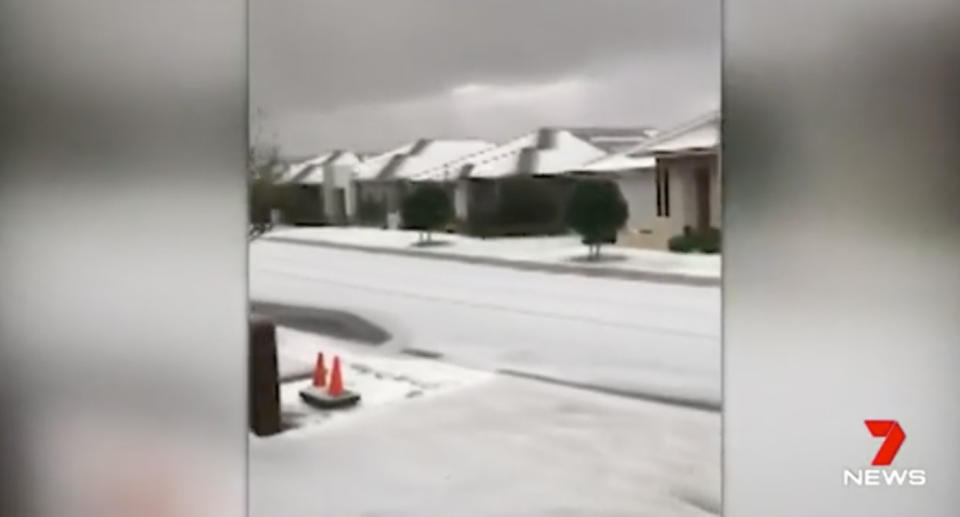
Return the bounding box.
[263,226,721,280]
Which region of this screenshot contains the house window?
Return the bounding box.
[656,166,671,217]
[655,169,661,216]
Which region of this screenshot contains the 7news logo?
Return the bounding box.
[843,420,926,487]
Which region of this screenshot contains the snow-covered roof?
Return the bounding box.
[578,153,656,172]
[632,111,719,155]
[462,132,540,179]
[409,129,607,180]
[283,151,362,184]
[648,119,718,154]
[355,150,383,161]
[276,123,675,184]
[353,142,419,181]
[407,132,536,181]
[295,151,362,185]
[562,127,659,154]
[579,111,719,172]
[520,130,608,176]
[354,139,495,182]
[280,152,333,182]
[391,140,496,181]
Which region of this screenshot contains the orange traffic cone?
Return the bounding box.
[312,352,327,388]
[328,356,344,396]
[298,353,359,409]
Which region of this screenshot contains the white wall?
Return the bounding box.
[615,170,657,232]
[677,166,697,233]
[322,165,360,219]
[616,154,720,249]
[710,166,721,227]
[658,153,721,236]
[454,180,469,220]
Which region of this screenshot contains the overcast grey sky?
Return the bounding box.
[250,0,720,157]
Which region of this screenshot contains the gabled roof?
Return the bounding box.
[296,151,362,184]
[627,111,719,155]
[281,152,333,182]
[353,142,419,181]
[580,111,719,172]
[284,150,362,184]
[578,153,656,172]
[410,129,608,180]
[561,127,659,153]
[354,150,383,161]
[356,139,495,181]
[392,140,496,181]
[408,132,538,181]
[469,129,608,178]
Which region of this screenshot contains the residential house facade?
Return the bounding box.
[406,128,612,234]
[278,150,361,225]
[577,111,720,249]
[267,116,719,249]
[353,138,495,227]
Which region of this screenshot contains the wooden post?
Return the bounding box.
[249,314,281,436]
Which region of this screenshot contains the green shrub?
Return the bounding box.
[699,227,722,253]
[668,234,697,253]
[249,176,279,225]
[401,184,453,243]
[668,226,722,253]
[566,179,629,259]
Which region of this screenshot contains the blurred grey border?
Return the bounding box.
[1,1,247,516]
[724,0,960,515]
[2,0,959,516]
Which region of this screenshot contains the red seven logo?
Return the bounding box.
[864,420,906,466]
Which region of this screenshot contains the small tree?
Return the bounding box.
[248,144,283,234]
[249,176,277,229]
[401,183,453,244]
[566,179,629,259]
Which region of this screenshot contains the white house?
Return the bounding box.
[578,111,720,249]
[280,150,362,224]
[352,138,495,226]
[578,152,658,241]
[407,128,610,222]
[467,128,608,179]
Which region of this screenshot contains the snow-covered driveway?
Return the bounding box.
[249,239,721,408]
[251,376,720,517]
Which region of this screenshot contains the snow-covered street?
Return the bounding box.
[249,237,721,516]
[250,237,720,407]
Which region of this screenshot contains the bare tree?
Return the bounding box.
[249,107,284,236]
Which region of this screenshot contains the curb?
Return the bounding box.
[395,347,721,412]
[261,236,721,287]
[250,301,392,345]
[497,369,721,413]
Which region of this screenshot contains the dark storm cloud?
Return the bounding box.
[250,0,719,154]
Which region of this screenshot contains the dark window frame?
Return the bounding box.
[656,166,671,217]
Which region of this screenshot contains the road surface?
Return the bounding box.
[249,239,721,408]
